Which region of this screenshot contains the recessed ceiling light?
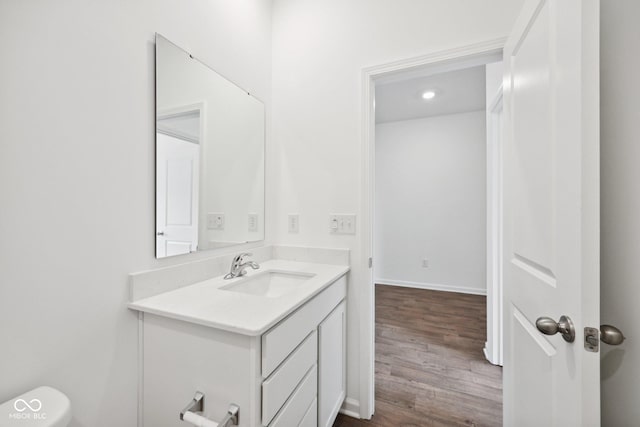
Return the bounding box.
[422,91,436,100]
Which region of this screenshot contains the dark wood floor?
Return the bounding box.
[334,285,502,427]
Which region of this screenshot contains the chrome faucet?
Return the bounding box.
[224,252,260,279]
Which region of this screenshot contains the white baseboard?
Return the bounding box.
[375,279,487,296]
[483,341,502,366]
[339,397,361,419]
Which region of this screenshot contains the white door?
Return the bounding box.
[156,132,200,258]
[503,0,600,426]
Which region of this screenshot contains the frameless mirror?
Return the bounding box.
[155,34,265,258]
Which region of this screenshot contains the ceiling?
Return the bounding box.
[375,65,487,124]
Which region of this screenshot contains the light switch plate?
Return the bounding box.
[288,214,299,233]
[207,213,225,230]
[329,214,356,235]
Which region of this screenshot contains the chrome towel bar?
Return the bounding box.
[179,391,239,427]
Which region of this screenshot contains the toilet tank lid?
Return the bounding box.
[0,386,71,427]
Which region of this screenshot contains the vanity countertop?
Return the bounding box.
[128,259,349,336]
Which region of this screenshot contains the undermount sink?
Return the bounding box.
[220,270,316,298]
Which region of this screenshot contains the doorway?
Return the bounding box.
[338,57,504,424]
[351,40,507,423]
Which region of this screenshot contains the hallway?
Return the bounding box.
[334,285,502,427]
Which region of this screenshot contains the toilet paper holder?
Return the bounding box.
[180,391,239,427]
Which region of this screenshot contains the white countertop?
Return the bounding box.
[128,260,349,336]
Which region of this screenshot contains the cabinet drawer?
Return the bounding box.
[262,330,317,425]
[299,399,318,427]
[262,276,346,377]
[269,365,317,427]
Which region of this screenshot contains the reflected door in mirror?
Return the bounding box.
[156,132,199,257]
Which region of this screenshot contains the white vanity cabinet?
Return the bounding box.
[318,301,346,427]
[140,274,347,427]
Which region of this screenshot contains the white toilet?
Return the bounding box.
[0,386,71,427]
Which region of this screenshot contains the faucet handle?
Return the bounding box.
[237,252,253,261]
[232,252,253,265]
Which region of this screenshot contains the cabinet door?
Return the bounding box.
[318,300,346,427]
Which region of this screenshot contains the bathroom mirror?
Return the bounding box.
[155,34,265,258]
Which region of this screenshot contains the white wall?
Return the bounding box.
[271,0,524,414]
[600,0,640,425]
[0,1,272,426]
[374,111,487,294]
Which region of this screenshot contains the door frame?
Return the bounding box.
[358,38,506,418]
[485,86,504,366]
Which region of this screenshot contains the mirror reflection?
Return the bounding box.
[155,34,265,258]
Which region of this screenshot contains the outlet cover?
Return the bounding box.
[207,213,225,230]
[248,213,258,232]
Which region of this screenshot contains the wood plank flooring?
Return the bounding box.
[334,285,502,427]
